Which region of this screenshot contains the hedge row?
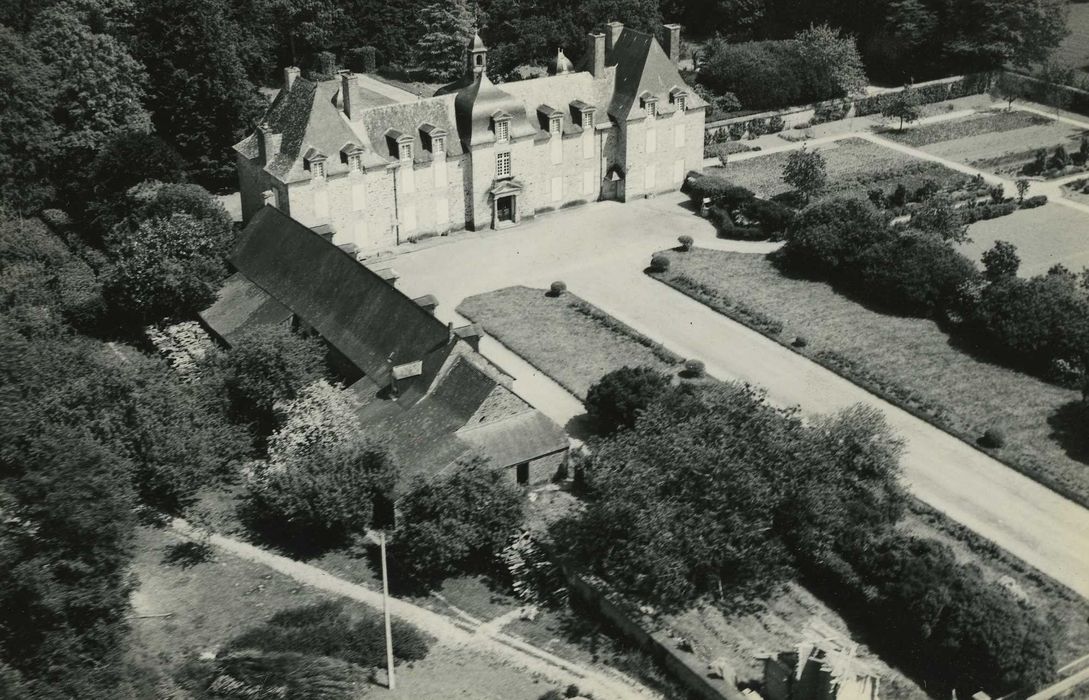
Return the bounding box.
[854,74,992,117]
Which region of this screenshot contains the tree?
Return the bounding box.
[206,324,327,438]
[778,195,892,277]
[982,241,1020,282]
[128,0,266,188]
[256,0,345,66]
[102,214,227,323]
[29,2,151,186]
[0,26,61,212]
[883,85,922,131]
[1016,179,1030,202]
[853,231,979,316]
[584,366,671,434]
[946,0,1068,70]
[248,381,398,550]
[414,1,475,82]
[782,146,827,203]
[911,193,969,243]
[796,23,867,98]
[395,457,525,583]
[80,132,187,218]
[100,182,235,323]
[989,71,1022,111]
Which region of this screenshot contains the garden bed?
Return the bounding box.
[705,137,971,201]
[457,286,681,399]
[647,248,1089,509]
[883,110,1052,147]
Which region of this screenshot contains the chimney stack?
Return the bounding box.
[587,32,606,78]
[605,21,624,51]
[663,23,681,65]
[256,122,281,164]
[341,71,363,120]
[283,65,300,92]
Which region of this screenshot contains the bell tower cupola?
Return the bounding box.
[467,32,487,76]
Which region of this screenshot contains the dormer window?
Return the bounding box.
[347,153,362,171]
[495,118,510,143]
[646,101,657,118]
[433,136,445,153]
[640,92,659,119]
[304,149,327,179]
[670,87,688,112]
[584,111,594,128]
[549,117,562,136]
[399,142,413,162]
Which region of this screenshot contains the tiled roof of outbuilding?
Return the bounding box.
[198,272,292,345]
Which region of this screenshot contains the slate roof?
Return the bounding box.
[227,206,453,391]
[198,272,291,345]
[361,95,463,164]
[602,27,707,121]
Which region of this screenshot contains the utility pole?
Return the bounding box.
[380,530,396,690]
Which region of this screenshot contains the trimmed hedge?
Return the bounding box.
[854,74,992,117]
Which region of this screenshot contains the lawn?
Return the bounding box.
[913,116,1089,176]
[1052,2,1089,75]
[961,204,1089,276]
[125,525,574,700]
[457,285,682,399]
[650,248,1089,507]
[884,110,1052,147]
[707,137,970,200]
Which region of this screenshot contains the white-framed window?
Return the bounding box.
[646,101,657,118]
[399,142,413,162]
[676,94,686,111]
[347,153,362,171]
[312,160,326,178]
[495,119,510,142]
[550,117,562,136]
[674,123,686,148]
[433,136,445,153]
[496,150,511,177]
[646,126,656,153]
[584,111,594,129]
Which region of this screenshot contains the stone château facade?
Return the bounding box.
[234,22,707,253]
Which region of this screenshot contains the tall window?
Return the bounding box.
[676,95,686,111]
[347,153,362,171]
[433,136,445,153]
[584,111,594,129]
[495,119,509,142]
[399,142,412,161]
[312,161,326,178]
[550,117,562,136]
[496,151,511,177]
[646,101,657,118]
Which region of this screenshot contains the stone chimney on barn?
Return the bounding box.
[663,24,681,65]
[587,32,606,78]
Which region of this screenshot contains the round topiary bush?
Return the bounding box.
[792,336,808,348]
[650,254,671,273]
[980,428,1006,449]
[548,281,567,297]
[683,359,705,378]
[678,235,694,251]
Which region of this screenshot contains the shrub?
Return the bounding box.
[980,428,1006,449]
[964,201,1018,223]
[767,115,786,133]
[890,183,908,207]
[683,359,705,377]
[792,336,808,348]
[395,459,525,582]
[778,196,892,277]
[548,280,567,297]
[650,254,670,273]
[1020,195,1048,209]
[740,198,795,235]
[852,232,979,316]
[677,235,694,251]
[565,684,581,698]
[586,367,672,434]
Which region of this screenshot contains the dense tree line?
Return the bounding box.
[565,369,1056,696]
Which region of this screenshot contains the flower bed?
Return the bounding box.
[884,110,1052,148]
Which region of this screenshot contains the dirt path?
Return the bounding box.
[170,519,661,700]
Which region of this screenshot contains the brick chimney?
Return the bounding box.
[605,21,624,51]
[341,71,363,120]
[663,24,681,65]
[283,65,300,92]
[587,32,606,78]
[256,122,281,164]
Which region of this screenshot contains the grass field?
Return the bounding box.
[457,286,682,399]
[961,204,1089,276]
[651,247,1089,507]
[707,137,970,200]
[1053,3,1089,74]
